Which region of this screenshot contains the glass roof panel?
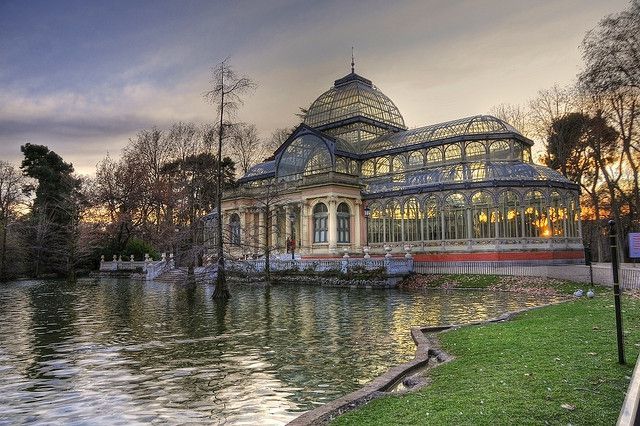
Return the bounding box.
[363,115,525,153]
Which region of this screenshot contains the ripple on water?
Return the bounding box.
[0,279,562,424]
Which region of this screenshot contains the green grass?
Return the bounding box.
[334,294,640,425]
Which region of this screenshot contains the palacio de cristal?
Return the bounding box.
[219,69,583,264]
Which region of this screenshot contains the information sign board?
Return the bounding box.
[629,233,640,258]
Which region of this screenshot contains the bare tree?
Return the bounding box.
[580,0,640,93]
[204,59,256,299]
[0,161,25,281]
[489,103,532,138]
[528,84,579,147]
[265,127,294,154]
[229,123,265,176]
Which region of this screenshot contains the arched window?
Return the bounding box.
[444,144,462,162]
[408,151,424,168]
[443,193,467,240]
[384,201,402,242]
[489,140,511,161]
[362,159,375,177]
[471,192,496,239]
[498,191,521,238]
[567,196,580,238]
[376,157,390,175]
[392,156,405,182]
[422,196,441,240]
[549,191,565,236]
[427,148,443,164]
[368,204,384,244]
[523,148,532,163]
[403,198,421,241]
[337,202,350,243]
[465,142,486,161]
[335,157,348,173]
[524,191,547,237]
[230,213,241,246]
[313,203,328,243]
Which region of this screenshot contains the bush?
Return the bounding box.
[121,238,159,261]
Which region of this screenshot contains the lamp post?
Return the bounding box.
[288,211,296,260]
[364,205,370,252]
[609,220,625,364]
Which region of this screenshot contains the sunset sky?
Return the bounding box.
[0,0,629,175]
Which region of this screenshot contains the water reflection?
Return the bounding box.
[0,279,561,424]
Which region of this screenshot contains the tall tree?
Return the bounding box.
[20,144,81,278]
[204,59,255,299]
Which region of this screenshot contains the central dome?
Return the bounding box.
[304,72,406,131]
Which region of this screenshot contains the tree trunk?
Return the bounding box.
[0,216,7,281]
[213,69,229,300]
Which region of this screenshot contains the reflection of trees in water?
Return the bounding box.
[1,279,558,421]
[25,281,78,389]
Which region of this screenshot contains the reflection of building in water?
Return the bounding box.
[221,68,583,264]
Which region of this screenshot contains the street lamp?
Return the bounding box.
[364,205,371,251]
[288,211,296,260]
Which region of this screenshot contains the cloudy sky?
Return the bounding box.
[0,0,629,175]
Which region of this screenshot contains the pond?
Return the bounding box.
[0,278,562,424]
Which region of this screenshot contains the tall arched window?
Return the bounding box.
[471,192,495,239]
[337,202,350,243]
[443,193,467,240]
[498,191,521,238]
[524,191,547,237]
[403,198,421,241]
[549,191,565,236]
[313,203,328,243]
[444,144,462,162]
[230,213,241,246]
[465,142,486,161]
[567,196,579,238]
[369,204,384,244]
[335,157,348,173]
[422,196,441,240]
[384,201,402,242]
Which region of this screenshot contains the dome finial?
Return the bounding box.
[351,46,355,74]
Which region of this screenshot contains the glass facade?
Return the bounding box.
[225,70,582,260]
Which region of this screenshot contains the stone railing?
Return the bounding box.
[99,253,175,280]
[228,256,413,276]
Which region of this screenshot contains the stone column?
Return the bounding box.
[285,205,291,240]
[258,209,266,250]
[238,207,246,247]
[300,200,309,254]
[270,206,279,253]
[328,196,337,253]
[354,199,362,250]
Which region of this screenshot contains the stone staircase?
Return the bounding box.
[154,266,216,284]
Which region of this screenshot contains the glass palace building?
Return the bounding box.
[221,70,583,263]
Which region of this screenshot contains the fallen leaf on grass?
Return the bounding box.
[588,352,597,356]
[561,403,576,411]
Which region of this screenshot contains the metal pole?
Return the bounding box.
[609,220,625,364]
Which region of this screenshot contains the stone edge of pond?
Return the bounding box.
[287,298,571,426]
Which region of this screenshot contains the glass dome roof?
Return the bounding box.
[304,72,406,130]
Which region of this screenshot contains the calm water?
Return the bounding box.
[0,279,561,425]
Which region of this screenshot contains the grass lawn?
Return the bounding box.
[334,290,640,425]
